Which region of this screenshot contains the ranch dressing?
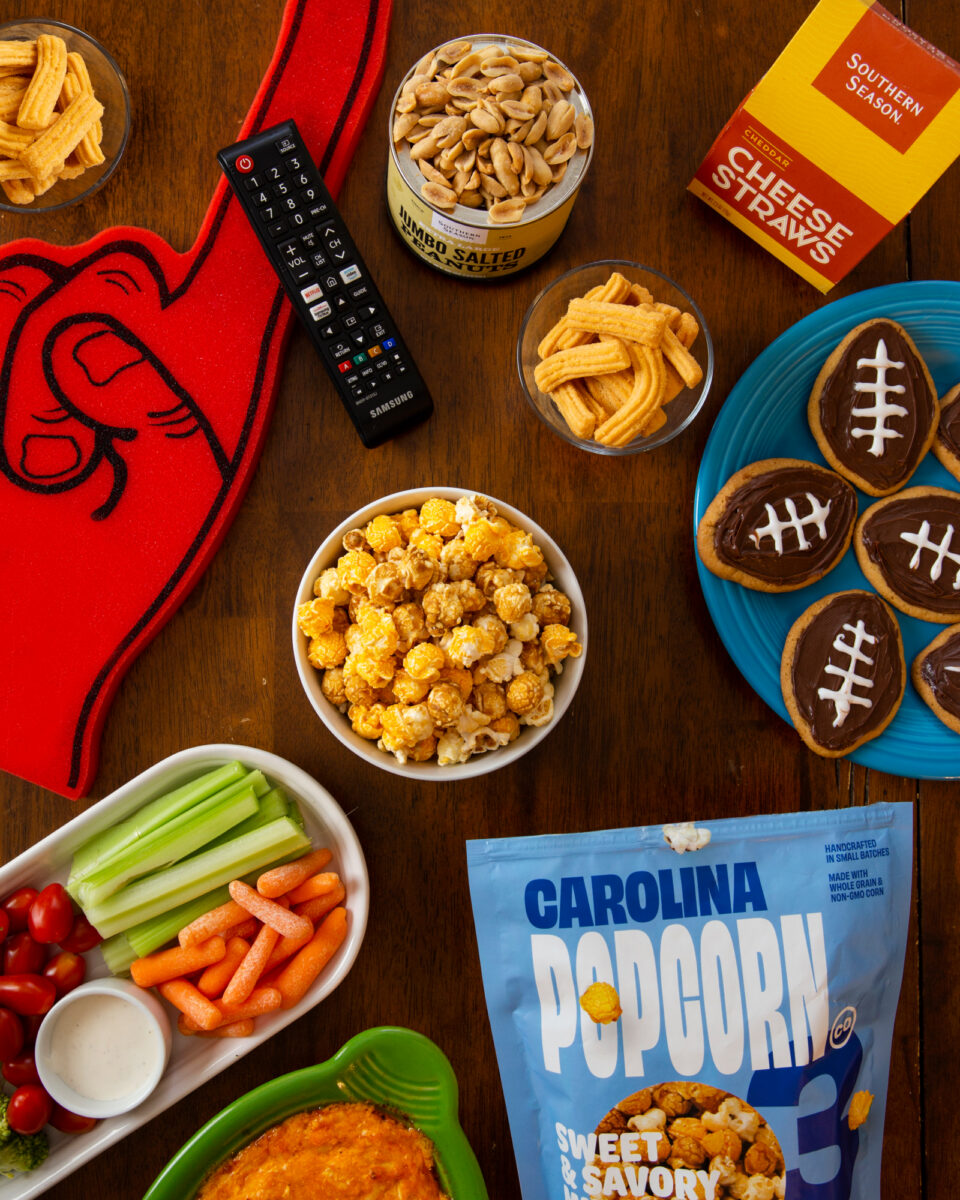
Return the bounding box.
[48,993,161,1102]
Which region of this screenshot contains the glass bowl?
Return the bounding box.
[517,259,714,455]
[0,18,130,213]
[142,1027,489,1200]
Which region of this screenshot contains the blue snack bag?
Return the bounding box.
[466,804,912,1200]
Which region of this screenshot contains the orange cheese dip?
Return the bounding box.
[196,1101,450,1200]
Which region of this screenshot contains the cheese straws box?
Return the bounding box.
[689,0,960,291]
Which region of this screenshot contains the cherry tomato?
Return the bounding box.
[42,951,85,998]
[27,884,74,946]
[0,975,56,1015]
[19,1014,42,1047]
[50,1104,98,1134]
[7,1084,52,1135]
[1,888,38,934]
[3,931,46,976]
[2,1050,39,1087]
[58,913,102,954]
[0,910,9,943]
[0,1008,24,1061]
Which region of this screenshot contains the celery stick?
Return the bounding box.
[83,817,310,938]
[77,785,260,908]
[100,933,138,976]
[124,884,233,959]
[68,762,249,890]
[198,787,290,852]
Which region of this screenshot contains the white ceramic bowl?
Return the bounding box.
[36,977,172,1118]
[292,488,588,780]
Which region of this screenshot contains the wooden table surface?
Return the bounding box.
[0,0,957,1196]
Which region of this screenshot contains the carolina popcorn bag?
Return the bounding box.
[466,804,912,1200]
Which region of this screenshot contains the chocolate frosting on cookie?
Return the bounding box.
[817,321,934,491]
[936,394,960,462]
[919,632,960,721]
[860,494,960,616]
[713,466,856,586]
[792,593,902,752]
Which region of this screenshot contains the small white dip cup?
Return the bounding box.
[35,977,172,1118]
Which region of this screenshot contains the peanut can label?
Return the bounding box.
[387,149,579,279]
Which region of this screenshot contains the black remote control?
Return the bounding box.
[218,119,433,448]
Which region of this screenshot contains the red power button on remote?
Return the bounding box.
[236,154,254,173]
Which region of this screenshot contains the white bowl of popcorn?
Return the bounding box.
[292,488,588,779]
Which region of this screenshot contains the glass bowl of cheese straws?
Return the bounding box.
[517,260,714,455]
[0,18,130,212]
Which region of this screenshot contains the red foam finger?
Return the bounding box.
[0,0,392,798]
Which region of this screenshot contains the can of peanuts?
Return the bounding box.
[386,34,595,280]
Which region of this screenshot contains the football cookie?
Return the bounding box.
[931,382,960,483]
[807,318,937,496]
[781,590,905,757]
[696,458,857,592]
[912,624,960,734]
[855,486,960,622]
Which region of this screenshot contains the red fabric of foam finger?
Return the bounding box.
[0,0,392,798]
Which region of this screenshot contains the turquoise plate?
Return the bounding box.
[142,1026,489,1199]
[694,280,960,779]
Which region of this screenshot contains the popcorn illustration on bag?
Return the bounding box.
[467,804,912,1200]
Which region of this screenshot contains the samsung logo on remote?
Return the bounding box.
[524,863,767,929]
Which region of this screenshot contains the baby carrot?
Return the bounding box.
[179,900,248,947]
[131,936,226,989]
[263,924,314,974]
[228,880,312,940]
[286,872,340,905]
[221,922,279,1008]
[294,881,346,925]
[275,906,348,1010]
[159,979,222,1031]
[197,1018,256,1038]
[257,847,332,898]
[197,936,250,998]
[223,917,259,942]
[216,985,283,1023]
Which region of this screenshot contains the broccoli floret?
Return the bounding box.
[0,1093,12,1145]
[0,1129,50,1176]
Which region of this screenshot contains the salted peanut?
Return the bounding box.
[543,131,578,165]
[567,298,667,347]
[17,34,67,130]
[546,99,575,140]
[499,98,534,120]
[544,60,575,90]
[20,90,102,179]
[575,113,594,149]
[421,179,457,209]
[533,338,631,393]
[393,111,420,142]
[437,39,472,63]
[480,54,519,76]
[469,104,503,135]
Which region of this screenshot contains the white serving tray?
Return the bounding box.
[0,744,369,1200]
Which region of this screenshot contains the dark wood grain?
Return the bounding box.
[0,0,956,1196]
